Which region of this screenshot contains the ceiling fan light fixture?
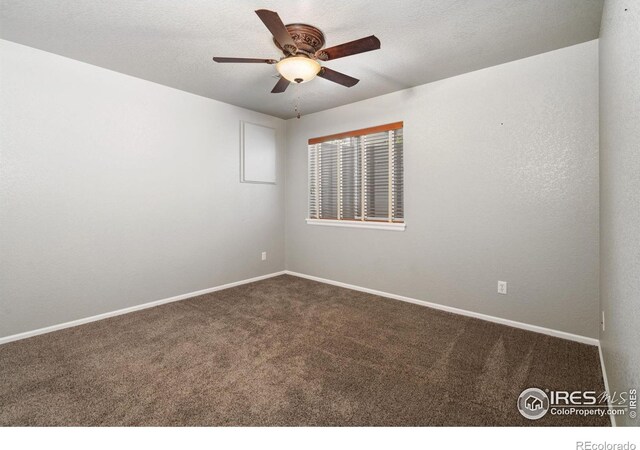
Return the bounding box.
[212,10,379,94]
[276,56,321,83]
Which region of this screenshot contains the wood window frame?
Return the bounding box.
[308,121,403,145]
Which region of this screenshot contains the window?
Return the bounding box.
[307,122,404,231]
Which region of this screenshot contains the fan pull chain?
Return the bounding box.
[294,85,302,119]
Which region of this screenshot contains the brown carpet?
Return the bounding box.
[0,274,608,426]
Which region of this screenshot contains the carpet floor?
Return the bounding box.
[0,275,608,426]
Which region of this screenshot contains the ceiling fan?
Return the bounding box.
[212,9,380,93]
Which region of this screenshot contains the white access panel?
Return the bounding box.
[241,121,276,184]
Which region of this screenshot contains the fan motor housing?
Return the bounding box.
[274,23,325,57]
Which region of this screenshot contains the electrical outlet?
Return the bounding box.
[498,281,507,295]
[601,311,605,332]
[261,251,267,261]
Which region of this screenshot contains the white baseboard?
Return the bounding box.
[598,343,616,427]
[0,271,286,346]
[2,270,598,348]
[284,270,599,346]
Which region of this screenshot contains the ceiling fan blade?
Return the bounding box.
[317,35,380,61]
[212,57,277,64]
[255,9,297,54]
[271,77,291,93]
[317,67,359,87]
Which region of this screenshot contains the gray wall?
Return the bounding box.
[0,40,285,338]
[285,41,600,339]
[599,0,640,427]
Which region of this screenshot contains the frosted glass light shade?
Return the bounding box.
[276,56,321,83]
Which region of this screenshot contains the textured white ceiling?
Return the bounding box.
[0,0,603,119]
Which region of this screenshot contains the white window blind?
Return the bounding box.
[308,122,404,226]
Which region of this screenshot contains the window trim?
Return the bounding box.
[306,218,406,231]
[307,121,405,231]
